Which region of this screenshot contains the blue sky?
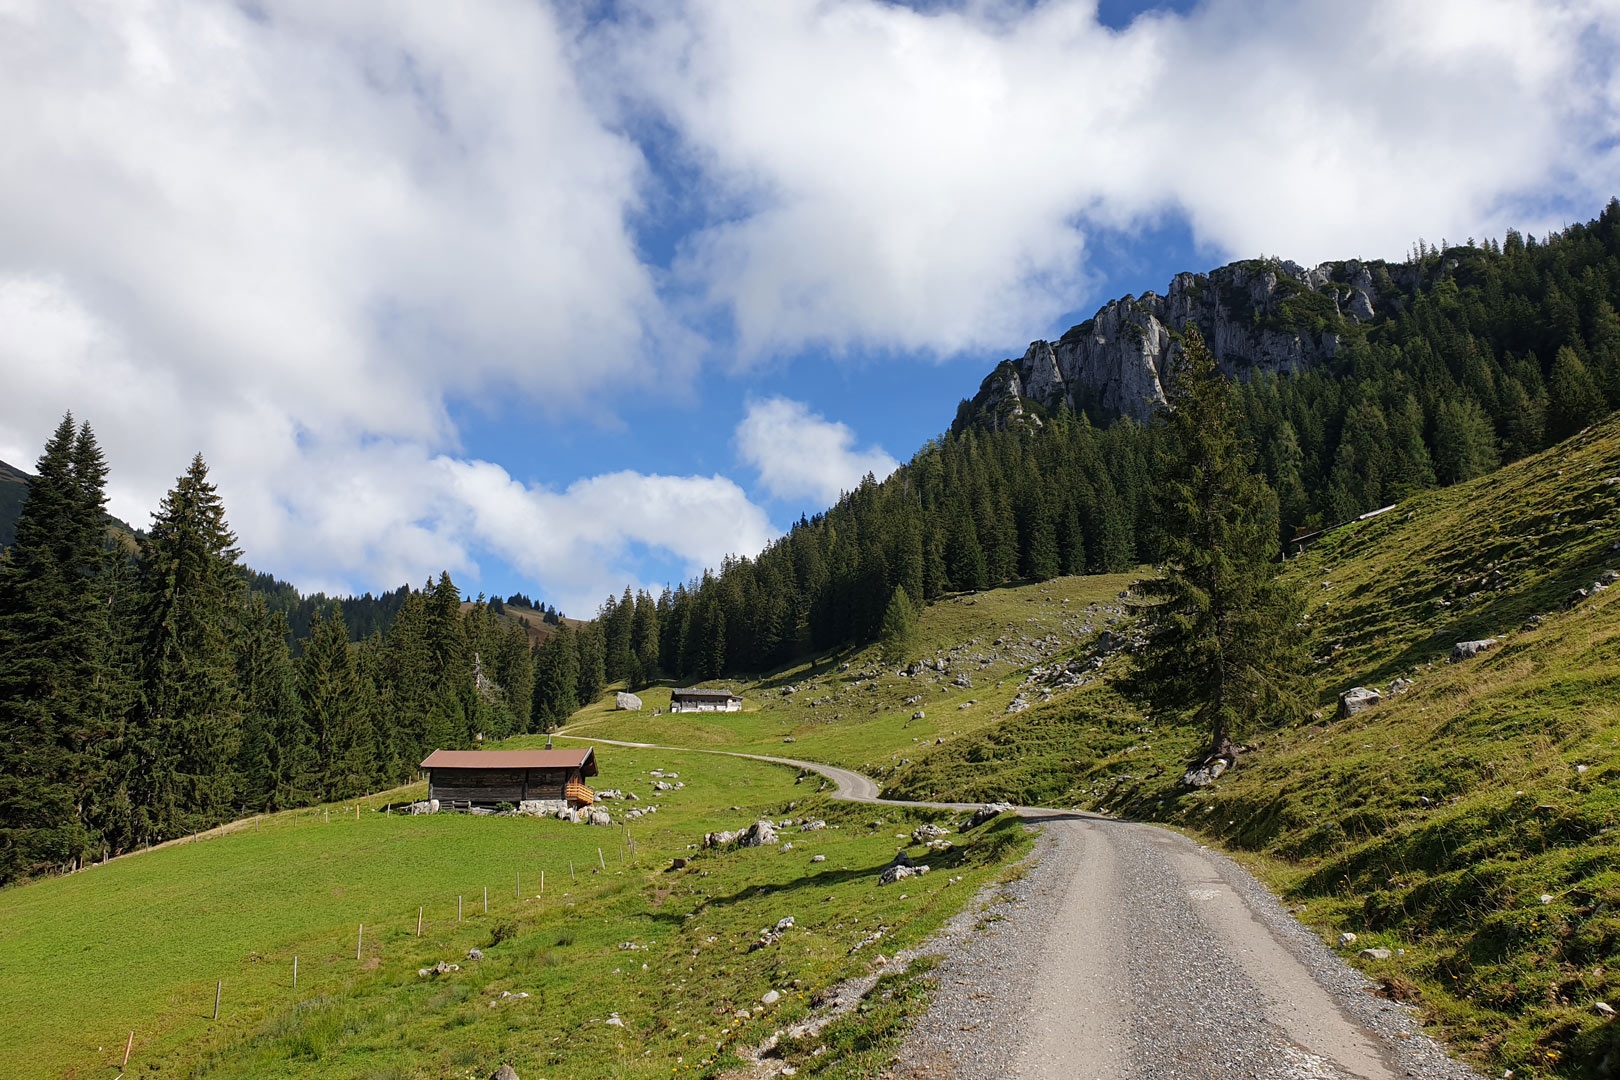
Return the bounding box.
[0,0,1616,615]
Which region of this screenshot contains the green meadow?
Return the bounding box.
[0,744,1029,1079]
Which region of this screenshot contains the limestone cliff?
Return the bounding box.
[965,257,1418,427]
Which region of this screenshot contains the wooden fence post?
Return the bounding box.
[540,869,544,895]
[417,907,422,936]
[458,895,463,922]
[598,847,606,871]
[515,871,520,899]
[357,924,363,960]
[483,886,488,914]
[570,860,575,881]
[122,1030,133,1068]
[293,955,298,988]
[213,981,221,1020]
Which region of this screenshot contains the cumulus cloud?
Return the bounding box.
[0,0,752,604]
[2,0,1616,605]
[736,397,898,505]
[602,0,1620,357]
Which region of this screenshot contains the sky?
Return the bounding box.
[1,0,1617,616]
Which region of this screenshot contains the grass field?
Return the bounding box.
[0,743,1030,1079]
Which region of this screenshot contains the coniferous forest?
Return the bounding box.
[3,201,1618,883]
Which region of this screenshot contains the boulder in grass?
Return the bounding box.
[968,802,1014,828]
[1449,638,1499,662]
[1337,686,1382,717]
[491,1066,520,1080]
[615,691,643,711]
[737,820,779,847]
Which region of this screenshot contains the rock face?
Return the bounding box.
[967,258,1404,425]
[615,691,643,711]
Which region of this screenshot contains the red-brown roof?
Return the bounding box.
[420,748,596,774]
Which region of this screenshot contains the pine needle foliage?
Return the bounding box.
[1124,326,1313,763]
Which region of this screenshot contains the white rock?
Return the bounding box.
[1338,932,1358,947]
[1337,686,1382,718]
[615,691,643,711]
[761,989,781,1005]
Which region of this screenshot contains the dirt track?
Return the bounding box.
[564,734,1483,1079]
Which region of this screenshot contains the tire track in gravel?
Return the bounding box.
[559,734,1484,1080]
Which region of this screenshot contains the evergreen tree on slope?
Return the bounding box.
[1124,327,1313,772]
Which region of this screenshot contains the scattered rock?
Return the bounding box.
[1181,756,1232,788]
[738,820,780,847]
[1338,932,1358,947]
[669,856,688,871]
[782,736,796,744]
[911,710,926,721]
[968,802,1014,828]
[467,948,484,961]
[614,691,643,711]
[1450,638,1499,662]
[911,823,950,844]
[491,1066,520,1080]
[780,842,794,852]
[1600,570,1620,587]
[604,1014,625,1027]
[1386,677,1414,696]
[811,854,826,863]
[1596,1001,1616,1018]
[704,830,739,848]
[761,989,782,1006]
[879,863,931,885]
[1338,686,1383,717]
[1358,947,1393,960]
[798,819,826,832]
[1541,894,1555,905]
[1565,588,1592,610]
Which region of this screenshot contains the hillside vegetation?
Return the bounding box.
[882,412,1620,1077]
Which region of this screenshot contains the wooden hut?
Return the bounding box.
[669,687,742,713]
[420,748,597,809]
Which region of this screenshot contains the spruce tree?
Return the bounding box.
[1125,327,1312,768]
[236,597,315,810]
[0,416,113,879]
[878,586,918,664]
[128,454,245,840]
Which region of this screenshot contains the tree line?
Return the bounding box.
[0,424,533,883]
[5,201,1617,880]
[529,200,1620,706]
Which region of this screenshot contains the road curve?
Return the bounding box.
[560,733,1482,1080]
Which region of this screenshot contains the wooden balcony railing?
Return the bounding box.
[566,780,595,806]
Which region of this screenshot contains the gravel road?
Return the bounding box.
[562,735,1485,1080]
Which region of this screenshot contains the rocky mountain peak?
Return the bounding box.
[964,256,1411,428]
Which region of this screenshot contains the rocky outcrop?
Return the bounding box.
[967,258,1405,425]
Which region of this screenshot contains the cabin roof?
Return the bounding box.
[671,687,740,699]
[419,748,596,775]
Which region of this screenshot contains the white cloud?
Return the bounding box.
[602,0,1620,357]
[736,397,898,505]
[0,0,742,604]
[2,0,1616,606]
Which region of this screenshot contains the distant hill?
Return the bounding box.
[458,597,582,647]
[0,457,141,550]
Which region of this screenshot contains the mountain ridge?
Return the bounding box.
[964,250,1437,428]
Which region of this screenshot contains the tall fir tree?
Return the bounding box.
[128,454,245,840]
[0,416,115,879]
[1124,327,1312,766]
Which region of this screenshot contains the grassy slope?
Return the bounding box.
[0,745,1028,1080]
[563,571,1140,778]
[887,415,1620,1077]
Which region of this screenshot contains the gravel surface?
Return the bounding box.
[894,813,1488,1080]
[565,736,1486,1080]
